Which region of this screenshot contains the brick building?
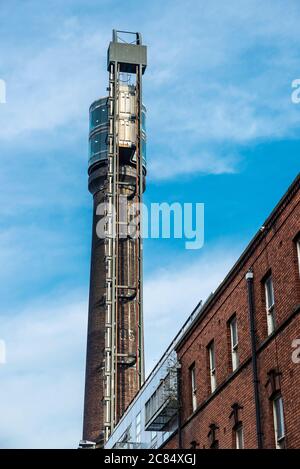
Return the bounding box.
[163,173,300,449]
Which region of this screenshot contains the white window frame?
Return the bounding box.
[190,364,197,412]
[235,425,244,449]
[208,341,217,393]
[273,395,285,449]
[265,275,276,335]
[229,316,239,371]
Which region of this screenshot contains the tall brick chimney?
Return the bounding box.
[82,30,147,446]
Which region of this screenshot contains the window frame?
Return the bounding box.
[235,425,244,449]
[190,363,197,412]
[229,315,239,371]
[265,275,276,335]
[273,395,285,449]
[208,341,217,393]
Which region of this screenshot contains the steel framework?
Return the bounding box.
[103,30,147,441]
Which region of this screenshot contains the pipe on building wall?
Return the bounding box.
[176,361,183,449]
[245,270,264,449]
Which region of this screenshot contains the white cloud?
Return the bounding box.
[143,0,300,179]
[0,28,106,139]
[1,0,300,180]
[0,292,87,448]
[148,149,238,180]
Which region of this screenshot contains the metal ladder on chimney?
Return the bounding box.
[103,60,118,442]
[103,60,144,442]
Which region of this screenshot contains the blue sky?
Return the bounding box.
[0,0,299,448]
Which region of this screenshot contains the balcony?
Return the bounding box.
[114,442,147,449]
[145,369,178,431]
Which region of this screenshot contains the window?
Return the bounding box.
[90,103,108,130]
[89,131,107,159]
[208,341,217,393]
[229,316,239,371]
[273,396,285,449]
[142,109,146,132]
[145,381,163,424]
[230,403,244,448]
[296,238,300,276]
[151,431,157,441]
[190,363,197,412]
[235,425,244,449]
[136,412,141,444]
[265,275,276,335]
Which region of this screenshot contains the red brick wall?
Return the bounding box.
[163,176,300,449]
[163,433,179,449]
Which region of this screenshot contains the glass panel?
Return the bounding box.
[230,317,238,348]
[136,412,141,443]
[142,139,146,161]
[274,397,285,440]
[265,276,276,334]
[142,110,146,132]
[236,426,244,449]
[190,365,197,411]
[90,104,108,130]
[89,132,107,158]
[267,309,276,335]
[209,342,216,392]
[191,367,196,392]
[145,401,150,423]
[209,342,215,370]
[265,276,274,309]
